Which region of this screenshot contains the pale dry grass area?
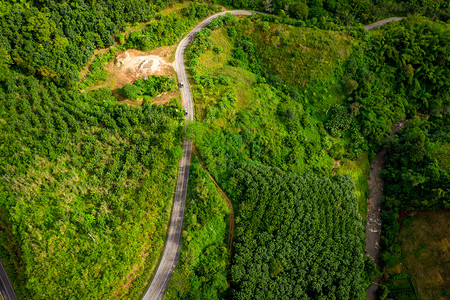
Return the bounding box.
[399,210,450,300]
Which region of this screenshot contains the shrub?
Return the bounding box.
[120,83,140,99]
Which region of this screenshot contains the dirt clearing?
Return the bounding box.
[85,46,180,105]
[110,48,175,89]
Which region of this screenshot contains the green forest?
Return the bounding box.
[166,156,230,299]
[0,0,192,298]
[183,9,448,300]
[0,70,184,299]
[0,0,449,299]
[230,163,365,299]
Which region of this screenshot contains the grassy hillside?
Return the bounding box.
[187,15,369,205]
[179,13,369,299]
[182,13,448,299]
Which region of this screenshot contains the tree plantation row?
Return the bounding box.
[0,0,448,299]
[171,11,449,299]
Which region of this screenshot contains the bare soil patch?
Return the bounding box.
[110,49,175,89]
[85,47,180,105]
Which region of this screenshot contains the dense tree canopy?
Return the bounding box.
[218,0,449,23]
[382,115,450,210]
[0,69,183,298]
[0,0,166,86]
[229,163,365,299]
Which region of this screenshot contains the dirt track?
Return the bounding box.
[366,120,406,300]
[192,145,235,260]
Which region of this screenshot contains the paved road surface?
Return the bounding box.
[364,17,402,30]
[141,10,253,300]
[0,261,17,300]
[0,10,403,300]
[142,11,402,300]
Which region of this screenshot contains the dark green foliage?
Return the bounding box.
[372,18,449,112]
[343,17,449,145]
[120,83,141,99]
[382,115,450,210]
[125,4,221,50]
[0,70,183,298]
[344,78,359,95]
[134,76,176,98]
[229,163,365,299]
[119,76,176,99]
[218,0,449,24]
[0,0,161,86]
[325,105,368,159]
[326,105,354,138]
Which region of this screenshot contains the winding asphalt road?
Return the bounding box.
[364,17,402,30]
[141,10,253,300]
[142,11,403,300]
[0,10,403,300]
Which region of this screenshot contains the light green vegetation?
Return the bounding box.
[78,46,125,91]
[0,72,184,299]
[165,156,230,299]
[186,17,368,194]
[182,14,372,299]
[335,154,370,218]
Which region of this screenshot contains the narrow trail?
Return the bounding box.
[142,10,253,300]
[192,145,235,261]
[142,11,404,300]
[365,120,407,300]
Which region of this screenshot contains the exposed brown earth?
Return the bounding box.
[110,49,175,89]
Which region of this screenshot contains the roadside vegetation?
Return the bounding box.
[78,3,222,92]
[184,11,449,299]
[183,13,371,299]
[0,70,184,299]
[0,0,197,298]
[120,76,176,100]
[165,156,230,299]
[0,0,448,298]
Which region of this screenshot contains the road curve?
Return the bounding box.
[364,17,402,30]
[0,261,17,300]
[141,10,254,300]
[142,11,402,300]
